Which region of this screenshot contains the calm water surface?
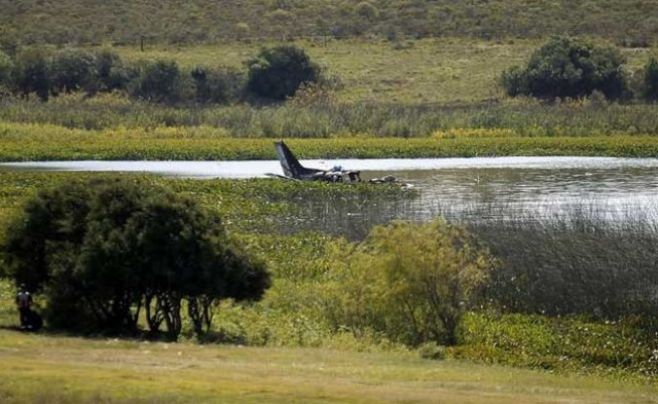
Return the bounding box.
[3,157,658,225]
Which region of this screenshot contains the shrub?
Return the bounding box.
[418,342,447,360]
[50,49,98,94]
[13,49,51,100]
[0,50,13,90]
[191,66,244,104]
[95,49,132,92]
[2,178,270,338]
[130,60,182,103]
[502,36,628,100]
[355,2,379,20]
[325,220,496,346]
[246,46,320,100]
[644,57,658,101]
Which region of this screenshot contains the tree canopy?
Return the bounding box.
[2,177,270,338]
[246,46,320,100]
[502,36,628,100]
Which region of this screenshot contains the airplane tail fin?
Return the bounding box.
[274,141,317,178]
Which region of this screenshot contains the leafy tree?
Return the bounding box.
[50,49,98,94]
[502,36,628,100]
[95,49,131,92]
[325,220,496,346]
[2,178,269,338]
[246,46,320,100]
[130,60,181,103]
[13,49,51,100]
[644,57,658,101]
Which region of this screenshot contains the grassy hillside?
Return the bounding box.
[0,329,656,403]
[1,0,658,46]
[114,38,653,104]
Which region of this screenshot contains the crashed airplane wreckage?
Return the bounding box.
[268,141,406,185]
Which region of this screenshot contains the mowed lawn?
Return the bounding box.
[0,330,656,403]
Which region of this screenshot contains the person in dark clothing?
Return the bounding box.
[15,284,33,330]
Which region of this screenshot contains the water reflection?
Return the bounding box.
[286,166,658,237]
[4,158,658,236]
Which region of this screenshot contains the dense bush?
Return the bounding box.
[246,46,320,100]
[2,178,270,338]
[129,60,182,103]
[644,57,658,101]
[0,50,13,89]
[191,66,244,104]
[50,49,98,94]
[502,36,628,100]
[13,49,51,100]
[324,220,496,346]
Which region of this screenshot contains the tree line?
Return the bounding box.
[0,45,321,103]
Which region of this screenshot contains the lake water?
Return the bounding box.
[3,157,658,228]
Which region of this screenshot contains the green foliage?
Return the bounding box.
[0,50,13,90]
[2,178,269,337]
[5,120,658,162]
[130,60,182,103]
[1,172,658,377]
[191,66,244,104]
[503,36,628,100]
[644,57,658,101]
[50,49,98,94]
[13,49,50,100]
[355,2,379,20]
[94,49,131,92]
[322,220,496,346]
[417,342,447,360]
[246,46,319,100]
[456,312,658,376]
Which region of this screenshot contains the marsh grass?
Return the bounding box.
[4,121,658,161]
[4,94,658,138]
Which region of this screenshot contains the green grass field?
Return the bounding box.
[0,329,656,403]
[113,38,654,104]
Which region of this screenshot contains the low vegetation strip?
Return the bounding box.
[3,125,658,160]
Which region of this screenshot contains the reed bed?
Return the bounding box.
[2,94,658,137]
[3,121,658,161]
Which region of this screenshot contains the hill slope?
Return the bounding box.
[1,0,657,46]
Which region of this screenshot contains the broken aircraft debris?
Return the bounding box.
[269,141,408,186]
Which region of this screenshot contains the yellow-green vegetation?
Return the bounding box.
[3,122,658,160]
[1,329,656,404]
[1,172,657,381]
